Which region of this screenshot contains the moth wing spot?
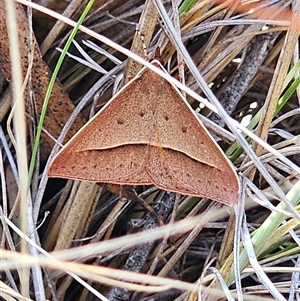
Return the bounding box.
[117,118,124,125]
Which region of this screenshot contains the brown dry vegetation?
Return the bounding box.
[0,0,300,301]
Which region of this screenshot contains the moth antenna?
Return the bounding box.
[151,46,164,65]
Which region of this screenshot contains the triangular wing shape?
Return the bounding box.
[48,61,239,205]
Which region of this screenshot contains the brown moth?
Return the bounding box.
[48,60,239,206]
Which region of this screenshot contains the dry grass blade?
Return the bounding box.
[1,0,300,301]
